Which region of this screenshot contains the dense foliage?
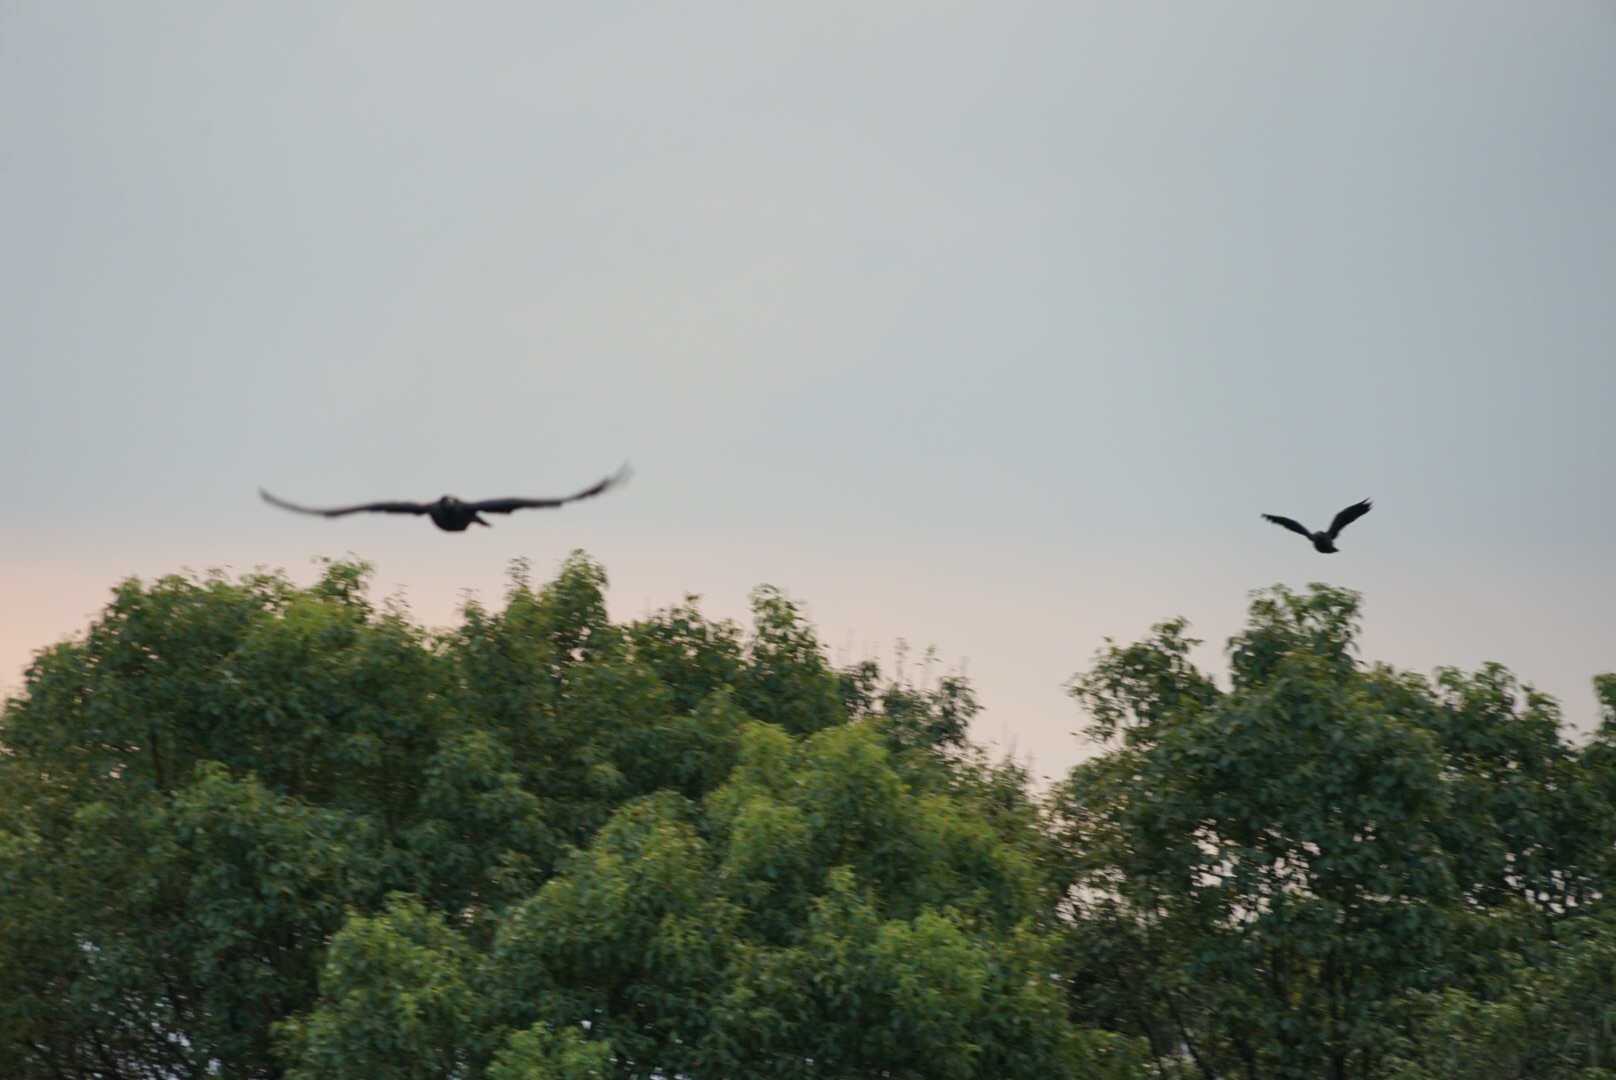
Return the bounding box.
[1,558,1611,1078]
[1054,586,1616,1079]
[0,554,1134,1079]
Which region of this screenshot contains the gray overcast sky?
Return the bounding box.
[3,2,1613,779]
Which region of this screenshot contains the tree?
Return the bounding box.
[276,895,488,1080]
[487,722,1141,1079]
[1385,674,1616,1080]
[1054,584,1612,1080]
[0,564,410,1078]
[0,552,1132,1079]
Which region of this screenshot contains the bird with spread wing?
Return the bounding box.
[1262,498,1372,553]
[261,465,630,532]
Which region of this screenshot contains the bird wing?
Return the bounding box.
[260,489,430,518]
[1262,514,1314,538]
[466,464,632,515]
[1325,499,1372,539]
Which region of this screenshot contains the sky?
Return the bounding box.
[3,2,1613,781]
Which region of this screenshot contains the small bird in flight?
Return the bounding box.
[1262,498,1372,553]
[261,465,630,532]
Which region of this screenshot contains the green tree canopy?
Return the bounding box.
[1055,584,1614,1080]
[0,553,1136,1079]
[7,560,1611,1079]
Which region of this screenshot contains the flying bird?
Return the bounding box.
[1262,499,1372,553]
[260,465,630,532]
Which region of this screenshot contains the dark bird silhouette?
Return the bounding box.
[1262,499,1372,553]
[260,465,630,532]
